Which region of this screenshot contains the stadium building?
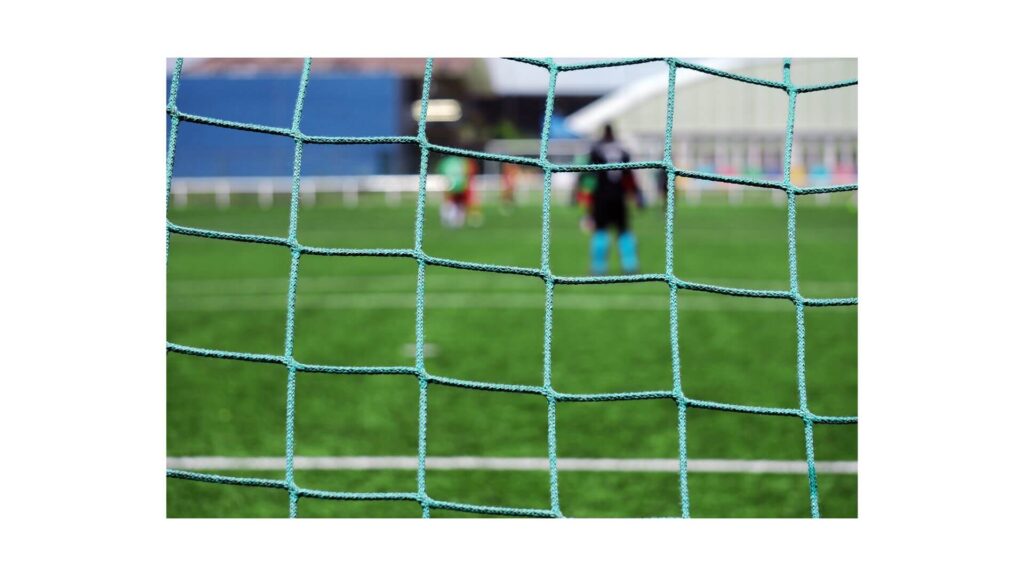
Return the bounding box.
[565,58,858,197]
[167,58,604,205]
[167,58,856,205]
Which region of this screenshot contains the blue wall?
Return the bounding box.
[168,73,409,177]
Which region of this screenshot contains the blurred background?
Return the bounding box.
[168,57,855,208]
[166,57,857,518]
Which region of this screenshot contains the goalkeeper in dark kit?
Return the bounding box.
[582,124,643,275]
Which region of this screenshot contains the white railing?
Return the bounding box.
[170,173,579,207]
[169,173,855,209]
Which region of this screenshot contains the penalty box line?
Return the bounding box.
[167,456,857,475]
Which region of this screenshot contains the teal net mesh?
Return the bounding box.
[166,57,858,518]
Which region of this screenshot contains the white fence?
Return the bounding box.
[170,172,854,209]
[170,173,580,208]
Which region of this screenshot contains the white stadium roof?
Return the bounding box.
[565,59,751,136]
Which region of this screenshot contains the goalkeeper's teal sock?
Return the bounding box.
[619,231,639,273]
[590,230,610,275]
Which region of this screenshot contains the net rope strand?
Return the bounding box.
[165,57,183,261]
[538,58,563,517]
[165,57,858,518]
[413,58,434,518]
[662,59,690,518]
[282,58,313,518]
[782,58,821,518]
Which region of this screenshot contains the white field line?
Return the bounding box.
[166,456,857,475]
[167,292,857,313]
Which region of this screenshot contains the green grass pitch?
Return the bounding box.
[167,189,857,518]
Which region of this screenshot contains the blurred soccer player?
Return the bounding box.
[438,156,478,228]
[499,163,518,215]
[572,153,596,232]
[585,124,642,274]
[464,158,484,227]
